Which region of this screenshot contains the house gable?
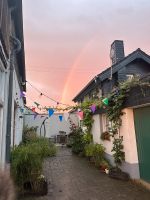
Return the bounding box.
[73,48,150,102]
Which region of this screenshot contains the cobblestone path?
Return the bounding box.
[21,147,150,200]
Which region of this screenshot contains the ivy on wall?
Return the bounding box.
[78,77,150,166]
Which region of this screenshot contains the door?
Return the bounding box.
[134,106,150,182]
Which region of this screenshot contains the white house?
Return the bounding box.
[0,0,26,166]
[73,40,150,183]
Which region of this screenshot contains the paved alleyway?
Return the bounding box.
[22,147,150,200]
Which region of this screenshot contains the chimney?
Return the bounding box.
[110,40,125,65]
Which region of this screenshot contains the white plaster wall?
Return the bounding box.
[120,108,139,164]
[0,53,9,166]
[91,114,114,155]
[91,115,101,144]
[11,70,24,146]
[24,113,78,138]
[92,110,139,164]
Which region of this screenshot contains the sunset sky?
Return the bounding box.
[23,0,150,108]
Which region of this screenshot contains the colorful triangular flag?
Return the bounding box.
[20,91,25,99]
[48,108,54,117]
[34,113,38,120]
[59,115,63,122]
[77,111,83,120]
[102,98,109,106]
[90,104,96,113]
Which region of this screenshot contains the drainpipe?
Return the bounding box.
[6,36,21,163]
[40,117,48,137]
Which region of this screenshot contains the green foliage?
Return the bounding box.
[82,108,94,132]
[30,137,57,158]
[22,125,38,144]
[84,143,95,157]
[100,158,111,169]
[93,144,105,167]
[111,137,125,166]
[71,128,85,154]
[105,78,142,165]
[11,144,42,190]
[85,143,105,167]
[83,133,93,144]
[11,135,57,192]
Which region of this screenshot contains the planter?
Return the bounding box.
[100,132,110,141]
[109,167,129,181]
[88,156,95,164]
[22,178,48,197]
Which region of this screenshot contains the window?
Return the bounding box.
[126,74,134,80]
[101,114,109,132]
[101,114,112,133]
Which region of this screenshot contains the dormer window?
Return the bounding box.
[126,74,134,80]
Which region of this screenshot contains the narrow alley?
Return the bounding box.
[21,147,150,200]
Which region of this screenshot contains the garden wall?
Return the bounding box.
[24,113,79,138]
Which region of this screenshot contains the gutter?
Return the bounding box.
[6,36,21,163]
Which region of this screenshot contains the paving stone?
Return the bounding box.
[20,147,150,200]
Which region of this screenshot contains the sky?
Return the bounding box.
[23,0,150,108]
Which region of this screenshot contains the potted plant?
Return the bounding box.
[100,131,110,141]
[84,143,95,163]
[99,159,110,173]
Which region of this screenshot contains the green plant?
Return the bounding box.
[71,128,85,154]
[11,137,57,193]
[93,144,105,167]
[82,108,94,132]
[22,125,38,144]
[100,159,110,170]
[83,133,93,144]
[31,137,57,158]
[11,144,42,191]
[84,143,95,158]
[111,137,125,166]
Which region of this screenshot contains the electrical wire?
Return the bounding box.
[26,80,70,107]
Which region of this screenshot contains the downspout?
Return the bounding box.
[6,36,21,163]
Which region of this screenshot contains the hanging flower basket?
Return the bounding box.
[100,132,110,141]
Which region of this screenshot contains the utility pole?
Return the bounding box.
[6,36,21,163]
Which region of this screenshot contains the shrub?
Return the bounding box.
[11,137,57,192]
[84,143,95,158]
[31,137,57,158]
[71,127,85,154]
[93,144,105,167]
[111,137,125,166]
[22,126,38,144]
[11,144,42,191]
[83,133,93,144]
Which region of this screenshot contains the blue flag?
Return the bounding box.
[59,115,63,122]
[48,108,54,117]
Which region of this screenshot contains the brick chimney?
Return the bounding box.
[110,40,125,65]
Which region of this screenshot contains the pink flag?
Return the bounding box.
[77,111,84,120]
[32,107,36,112]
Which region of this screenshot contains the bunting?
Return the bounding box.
[59,115,63,122]
[48,108,54,117]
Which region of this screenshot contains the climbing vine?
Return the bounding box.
[106,77,147,166]
[75,77,150,166]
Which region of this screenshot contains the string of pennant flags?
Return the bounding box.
[17,81,109,122]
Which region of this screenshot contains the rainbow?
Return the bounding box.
[61,37,95,104]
